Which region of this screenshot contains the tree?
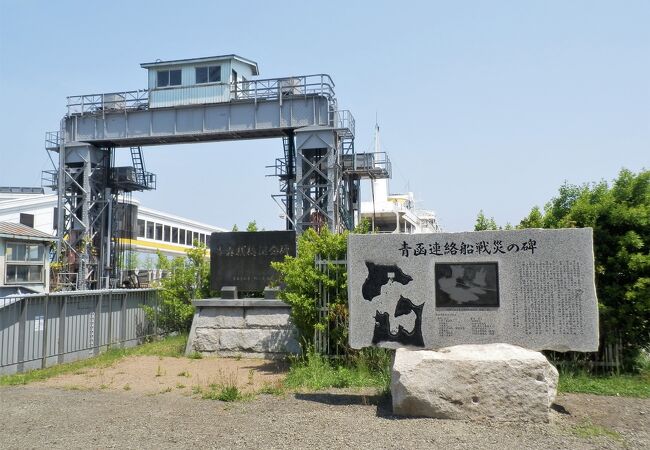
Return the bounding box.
[231,224,239,232]
[474,210,499,231]
[519,169,650,368]
[517,206,544,229]
[272,219,372,353]
[145,244,212,333]
[246,220,258,232]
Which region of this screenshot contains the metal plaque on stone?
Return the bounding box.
[210,231,296,292]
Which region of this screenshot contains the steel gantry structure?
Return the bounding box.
[44,58,390,290]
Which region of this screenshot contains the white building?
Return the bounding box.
[0,221,53,296]
[0,187,226,287]
[359,126,441,233]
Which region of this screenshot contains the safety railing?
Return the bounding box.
[45,131,62,149]
[330,109,355,137]
[67,90,149,116]
[231,74,336,102]
[0,289,159,375]
[66,74,338,116]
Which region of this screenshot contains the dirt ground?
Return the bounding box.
[1,355,648,449]
[36,355,287,396]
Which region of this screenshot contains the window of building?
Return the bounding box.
[205,234,211,247]
[200,234,206,245]
[186,230,192,246]
[157,69,182,88]
[172,227,178,244]
[192,232,199,246]
[179,229,186,245]
[195,65,221,84]
[164,225,171,242]
[137,219,145,238]
[147,221,154,239]
[155,223,163,241]
[5,242,44,284]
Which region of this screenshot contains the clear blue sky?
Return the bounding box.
[1,0,648,231]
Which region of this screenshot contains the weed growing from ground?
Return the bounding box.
[258,382,284,396]
[572,421,623,441]
[284,348,391,392]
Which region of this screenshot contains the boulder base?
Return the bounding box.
[391,344,558,422]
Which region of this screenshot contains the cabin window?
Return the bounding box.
[172,227,178,244]
[179,229,185,245]
[147,222,154,239]
[155,223,163,240]
[186,230,192,246]
[164,225,171,242]
[195,65,221,84]
[137,219,145,238]
[157,69,182,87]
[5,242,45,284]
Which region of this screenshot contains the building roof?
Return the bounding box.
[0,187,44,194]
[140,54,259,75]
[0,222,55,241]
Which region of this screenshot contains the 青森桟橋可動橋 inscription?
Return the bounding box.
[348,228,599,352]
[210,231,296,292]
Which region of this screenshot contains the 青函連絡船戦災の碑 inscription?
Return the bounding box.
[347,228,599,352]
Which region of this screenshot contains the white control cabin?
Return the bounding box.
[141,54,259,108]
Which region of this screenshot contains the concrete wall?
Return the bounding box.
[186,299,300,359]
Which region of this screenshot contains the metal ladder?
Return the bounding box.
[130,147,147,187]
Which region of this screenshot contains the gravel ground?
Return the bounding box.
[1,385,648,449]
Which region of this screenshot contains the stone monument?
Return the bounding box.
[347,228,599,421]
[185,231,299,358]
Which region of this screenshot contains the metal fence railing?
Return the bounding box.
[0,289,159,376]
[66,74,338,116]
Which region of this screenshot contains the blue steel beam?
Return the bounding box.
[65,95,331,148]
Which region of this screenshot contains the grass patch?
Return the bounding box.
[572,421,623,441]
[177,370,191,378]
[284,349,391,392]
[201,385,241,402]
[258,382,285,396]
[188,351,203,360]
[559,370,650,398]
[0,334,187,387]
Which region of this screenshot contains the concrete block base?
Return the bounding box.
[186,298,300,359]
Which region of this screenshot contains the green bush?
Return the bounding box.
[272,227,348,350]
[145,243,212,333]
[272,220,372,354]
[518,168,650,369]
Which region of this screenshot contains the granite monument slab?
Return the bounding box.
[210,231,296,292]
[348,228,599,352]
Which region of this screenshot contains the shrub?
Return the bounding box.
[272,220,371,355]
[519,168,650,369]
[145,243,212,333]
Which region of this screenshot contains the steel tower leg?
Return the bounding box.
[294,128,342,234]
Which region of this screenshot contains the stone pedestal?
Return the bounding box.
[391,344,558,422]
[185,299,300,359]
